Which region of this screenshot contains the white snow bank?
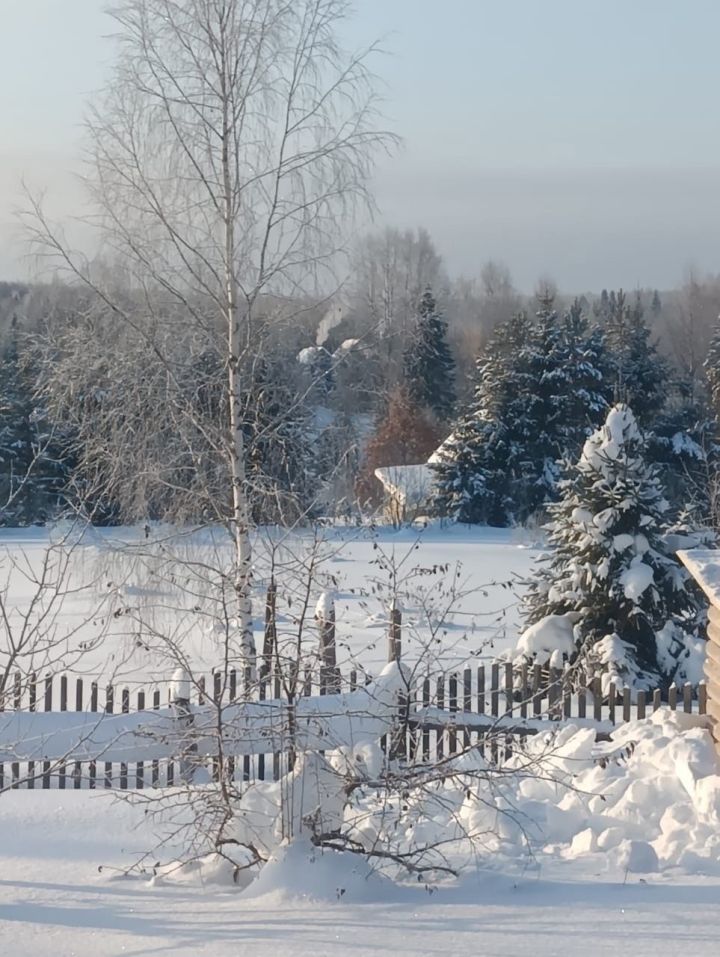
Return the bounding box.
[443,711,720,875]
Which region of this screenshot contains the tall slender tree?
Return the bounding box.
[27,0,394,650]
[403,287,456,422]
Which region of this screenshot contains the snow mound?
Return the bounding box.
[516,613,580,659]
[243,839,394,903]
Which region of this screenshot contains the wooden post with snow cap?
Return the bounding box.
[170,668,197,783]
[315,591,340,694]
[678,549,720,749]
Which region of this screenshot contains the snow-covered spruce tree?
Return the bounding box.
[599,290,668,426]
[403,287,456,422]
[522,404,705,688]
[647,377,718,525]
[432,310,534,525]
[433,301,607,526]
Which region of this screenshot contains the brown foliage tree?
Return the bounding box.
[356,386,444,508]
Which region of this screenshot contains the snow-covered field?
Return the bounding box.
[0,522,539,687]
[3,524,720,956]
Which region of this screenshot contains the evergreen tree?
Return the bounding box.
[647,377,717,523]
[651,290,662,316]
[432,311,534,526]
[523,405,705,687]
[403,287,456,422]
[433,301,607,526]
[704,318,720,420]
[600,289,668,424]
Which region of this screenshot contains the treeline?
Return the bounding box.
[2,228,720,529]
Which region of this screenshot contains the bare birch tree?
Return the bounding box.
[24,0,394,657]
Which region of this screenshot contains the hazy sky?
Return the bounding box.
[2,0,720,291]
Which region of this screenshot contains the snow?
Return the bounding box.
[373,463,435,507]
[0,522,537,688]
[516,612,579,659]
[621,561,655,601]
[678,548,720,605]
[4,713,720,954]
[1,524,719,954]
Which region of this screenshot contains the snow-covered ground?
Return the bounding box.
[3,523,720,955]
[4,711,720,955]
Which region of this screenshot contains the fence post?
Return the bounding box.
[170,669,196,784]
[316,591,340,693]
[261,578,277,680]
[388,599,402,664]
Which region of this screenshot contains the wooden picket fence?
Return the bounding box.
[0,658,707,792]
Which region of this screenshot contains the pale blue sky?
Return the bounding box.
[2,0,720,290]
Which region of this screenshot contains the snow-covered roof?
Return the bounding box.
[374,464,434,506]
[678,549,720,605]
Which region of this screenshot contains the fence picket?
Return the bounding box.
[74,679,83,789]
[152,689,160,786]
[27,673,36,790]
[463,668,472,750]
[120,688,130,790]
[448,674,458,755]
[12,673,21,788]
[89,682,98,789]
[136,691,145,788]
[104,683,114,788]
[683,683,693,714]
[637,690,646,720]
[41,675,53,789]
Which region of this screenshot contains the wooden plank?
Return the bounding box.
[42,675,52,788]
[422,677,431,762]
[637,690,646,720]
[532,665,543,719]
[136,691,145,788]
[490,664,499,719]
[519,662,528,719]
[504,662,513,718]
[622,687,631,723]
[448,674,458,755]
[669,684,678,711]
[653,688,662,711]
[436,676,445,761]
[683,683,693,714]
[593,675,602,723]
[58,676,68,790]
[104,683,114,788]
[120,688,130,790]
[89,682,98,789]
[152,689,160,787]
[608,683,616,725]
[699,683,708,716]
[463,668,472,750]
[27,674,36,790]
[74,679,83,789]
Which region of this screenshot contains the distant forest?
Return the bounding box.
[2,227,720,529]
